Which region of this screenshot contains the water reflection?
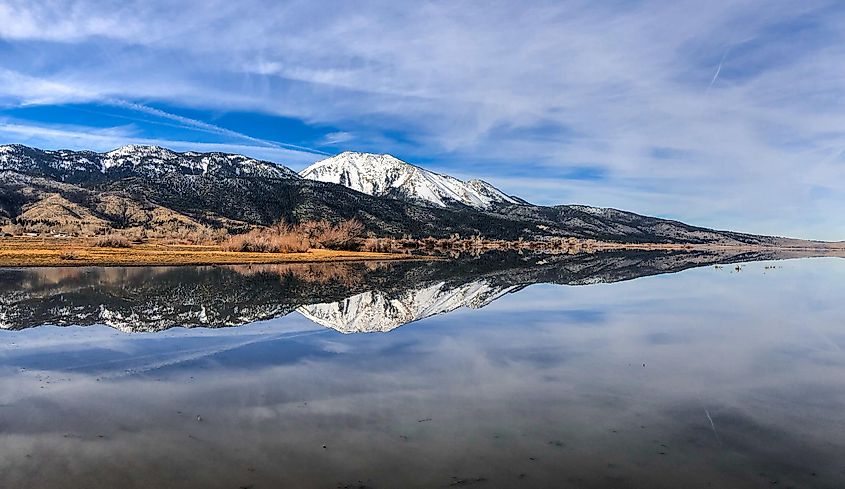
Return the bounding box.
[0,251,844,488]
[0,248,829,333]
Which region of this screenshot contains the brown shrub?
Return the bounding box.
[222,219,364,253]
[360,237,407,253]
[222,227,310,253]
[310,219,364,250]
[93,234,132,248]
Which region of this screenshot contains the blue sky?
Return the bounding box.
[1,1,844,239]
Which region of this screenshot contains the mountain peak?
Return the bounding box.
[321,151,418,173]
[106,144,173,156]
[0,144,27,152]
[300,152,520,209]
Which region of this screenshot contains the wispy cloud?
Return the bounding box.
[0,0,844,238]
[320,131,354,145]
[0,118,321,165]
[106,99,329,155]
[707,50,729,92]
[0,69,97,105]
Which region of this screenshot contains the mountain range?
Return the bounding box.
[0,143,830,245]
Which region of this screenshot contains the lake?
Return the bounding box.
[1,249,844,488]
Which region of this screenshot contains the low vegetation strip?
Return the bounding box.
[0,238,423,267]
[2,215,841,267]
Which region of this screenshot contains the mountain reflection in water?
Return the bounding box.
[1,250,845,489]
[0,248,826,333]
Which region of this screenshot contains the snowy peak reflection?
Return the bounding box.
[297,280,522,333]
[0,248,835,333]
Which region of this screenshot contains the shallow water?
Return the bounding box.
[1,251,844,488]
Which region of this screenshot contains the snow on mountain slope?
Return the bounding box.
[299,151,520,209]
[0,144,298,180]
[101,145,298,179]
[296,280,520,333]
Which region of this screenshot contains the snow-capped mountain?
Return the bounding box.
[299,151,522,209]
[296,280,520,333]
[0,144,298,181]
[0,143,796,246]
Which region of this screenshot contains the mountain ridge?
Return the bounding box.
[0,143,831,246]
[0,143,298,182]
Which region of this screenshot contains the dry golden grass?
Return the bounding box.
[0,237,424,267]
[3,235,839,268]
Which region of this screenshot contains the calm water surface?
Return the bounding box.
[0,251,843,488]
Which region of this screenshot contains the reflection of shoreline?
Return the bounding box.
[224,262,395,287]
[0,248,841,333]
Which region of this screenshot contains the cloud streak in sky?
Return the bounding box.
[0,118,321,165]
[0,0,844,238]
[707,50,729,92]
[107,99,329,155]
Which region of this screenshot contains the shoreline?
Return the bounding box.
[0,238,426,268]
[583,242,845,253]
[0,237,843,268]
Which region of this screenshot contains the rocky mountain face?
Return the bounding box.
[0,248,815,333]
[0,144,297,181]
[0,143,807,244]
[300,151,522,209]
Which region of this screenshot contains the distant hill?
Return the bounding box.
[0,143,824,245]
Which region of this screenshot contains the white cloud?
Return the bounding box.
[0,69,98,105]
[0,119,321,166]
[320,131,354,145]
[0,0,844,238]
